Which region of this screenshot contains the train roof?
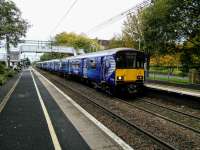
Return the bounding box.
[39,59,60,63]
[61,48,142,61]
[38,48,143,64]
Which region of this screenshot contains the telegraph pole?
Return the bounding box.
[6,35,10,68]
[132,31,141,51]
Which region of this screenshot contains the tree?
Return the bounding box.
[171,0,200,47]
[54,32,100,53]
[122,0,200,73]
[140,0,178,55]
[180,40,200,73]
[173,0,200,72]
[150,53,181,74]
[142,1,199,51]
[40,53,70,61]
[109,11,144,50]
[0,0,29,67]
[122,11,143,50]
[108,35,125,49]
[40,32,100,61]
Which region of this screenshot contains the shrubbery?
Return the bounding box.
[6,69,16,77]
[0,75,6,85]
[0,63,16,85]
[0,63,6,74]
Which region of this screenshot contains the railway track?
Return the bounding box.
[137,97,200,120]
[57,74,200,135]
[135,97,200,130]
[116,97,200,134]
[62,77,200,135]
[37,69,200,149]
[42,73,177,150]
[79,85,200,134]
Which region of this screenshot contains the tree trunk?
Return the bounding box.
[6,36,11,68]
[145,53,150,78]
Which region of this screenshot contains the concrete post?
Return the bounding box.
[6,36,10,68]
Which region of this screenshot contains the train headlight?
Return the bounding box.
[137,76,143,80]
[117,76,124,80]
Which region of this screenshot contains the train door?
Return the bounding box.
[101,56,115,82]
[83,58,87,78]
[67,60,70,74]
[101,56,108,81]
[68,60,71,74]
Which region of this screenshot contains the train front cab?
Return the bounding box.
[115,50,145,93]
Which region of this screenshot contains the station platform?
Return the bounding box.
[0,69,131,150]
[145,82,200,98]
[0,73,21,104]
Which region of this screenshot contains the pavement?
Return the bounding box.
[0,73,20,103]
[145,82,200,98]
[0,69,130,150]
[0,70,55,150]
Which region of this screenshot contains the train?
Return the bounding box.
[36,48,145,94]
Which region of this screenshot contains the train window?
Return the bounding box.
[62,62,66,67]
[83,61,87,68]
[89,59,96,69]
[137,61,140,68]
[72,62,76,69]
[116,55,126,68]
[116,53,136,68]
[126,54,136,68]
[76,62,80,69]
[71,61,79,69]
[136,54,145,68]
[116,51,145,69]
[136,60,144,68]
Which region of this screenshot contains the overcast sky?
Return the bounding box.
[12,0,144,40]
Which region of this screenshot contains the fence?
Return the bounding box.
[146,66,200,85]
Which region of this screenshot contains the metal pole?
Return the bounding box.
[6,36,10,68]
[139,37,141,51]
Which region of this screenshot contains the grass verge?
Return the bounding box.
[0,69,16,86]
[147,76,189,84]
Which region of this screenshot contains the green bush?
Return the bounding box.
[0,64,17,86]
[6,69,16,77]
[0,63,6,74]
[149,66,186,77]
[0,75,7,85]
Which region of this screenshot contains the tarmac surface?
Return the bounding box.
[0,70,90,150]
[0,73,20,103]
[1,68,199,150]
[0,69,129,150]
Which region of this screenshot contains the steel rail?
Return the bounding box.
[110,97,200,134]
[59,76,200,135]
[40,70,177,150]
[137,97,200,120]
[60,77,200,134]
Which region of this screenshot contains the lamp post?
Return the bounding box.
[132,31,141,51]
[6,36,11,68]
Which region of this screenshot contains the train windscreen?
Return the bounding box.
[116,51,144,69]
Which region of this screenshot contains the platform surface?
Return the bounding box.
[0,69,130,150]
[145,82,200,98]
[0,73,20,103]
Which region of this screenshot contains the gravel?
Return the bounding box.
[38,69,200,150]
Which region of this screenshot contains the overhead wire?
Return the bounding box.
[86,0,151,35]
[50,0,79,37]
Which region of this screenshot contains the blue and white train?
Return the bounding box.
[36,48,145,94]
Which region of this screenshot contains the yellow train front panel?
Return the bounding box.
[115,69,144,82]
